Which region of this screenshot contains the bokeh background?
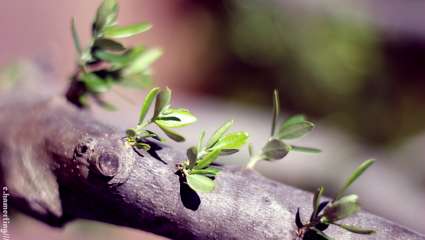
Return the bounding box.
[1,0,425,238]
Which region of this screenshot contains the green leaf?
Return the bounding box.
[311,186,324,220]
[154,87,171,117]
[290,145,321,154]
[191,167,220,176]
[95,46,144,68]
[93,38,125,51]
[134,142,151,150]
[211,132,249,150]
[123,48,162,76]
[93,0,119,34]
[120,72,151,89]
[197,131,206,154]
[271,89,280,136]
[71,17,82,54]
[281,114,305,129]
[94,50,128,66]
[261,138,290,160]
[322,194,360,222]
[80,48,95,63]
[186,174,215,193]
[248,143,254,157]
[78,94,89,107]
[186,146,197,169]
[278,121,314,140]
[155,108,197,128]
[80,73,111,93]
[158,125,185,142]
[138,87,160,124]
[195,149,221,169]
[219,149,239,156]
[130,128,157,140]
[332,223,375,235]
[144,130,160,140]
[335,159,375,200]
[206,120,234,148]
[103,22,152,39]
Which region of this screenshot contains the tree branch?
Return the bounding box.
[0,95,424,240]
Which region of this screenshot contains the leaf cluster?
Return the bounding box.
[71,0,161,108]
[126,87,196,151]
[178,120,249,193]
[295,159,376,240]
[68,3,380,237]
[247,90,320,169]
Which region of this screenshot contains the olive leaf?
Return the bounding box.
[290,145,321,153]
[332,223,375,235]
[195,149,222,170]
[335,159,375,200]
[295,159,375,238]
[246,89,320,169]
[271,89,279,136]
[322,194,360,223]
[94,46,146,68]
[281,114,305,129]
[138,87,160,124]
[71,17,82,55]
[103,23,152,39]
[311,186,324,220]
[219,149,239,156]
[123,48,162,77]
[154,87,171,117]
[197,121,248,161]
[197,131,206,153]
[142,88,196,141]
[155,108,197,128]
[93,0,119,35]
[278,121,314,140]
[93,38,125,51]
[68,0,158,110]
[80,72,111,93]
[186,174,215,193]
[179,121,248,193]
[206,120,234,148]
[261,138,290,160]
[186,147,198,169]
[157,125,185,142]
[190,167,220,176]
[120,73,152,89]
[126,87,195,153]
[128,87,195,145]
[94,50,128,66]
[211,132,249,151]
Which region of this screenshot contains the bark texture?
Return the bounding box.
[0,94,424,240]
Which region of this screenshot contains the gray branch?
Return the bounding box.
[0,95,424,240]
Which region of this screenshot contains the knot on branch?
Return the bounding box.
[96,152,119,177]
[72,135,135,186]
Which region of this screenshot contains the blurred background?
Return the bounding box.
[1,0,425,238]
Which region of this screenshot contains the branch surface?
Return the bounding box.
[0,95,424,240]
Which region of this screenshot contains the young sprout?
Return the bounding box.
[246,90,320,169]
[68,0,161,108]
[295,159,376,240]
[126,87,196,152]
[177,120,249,193]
